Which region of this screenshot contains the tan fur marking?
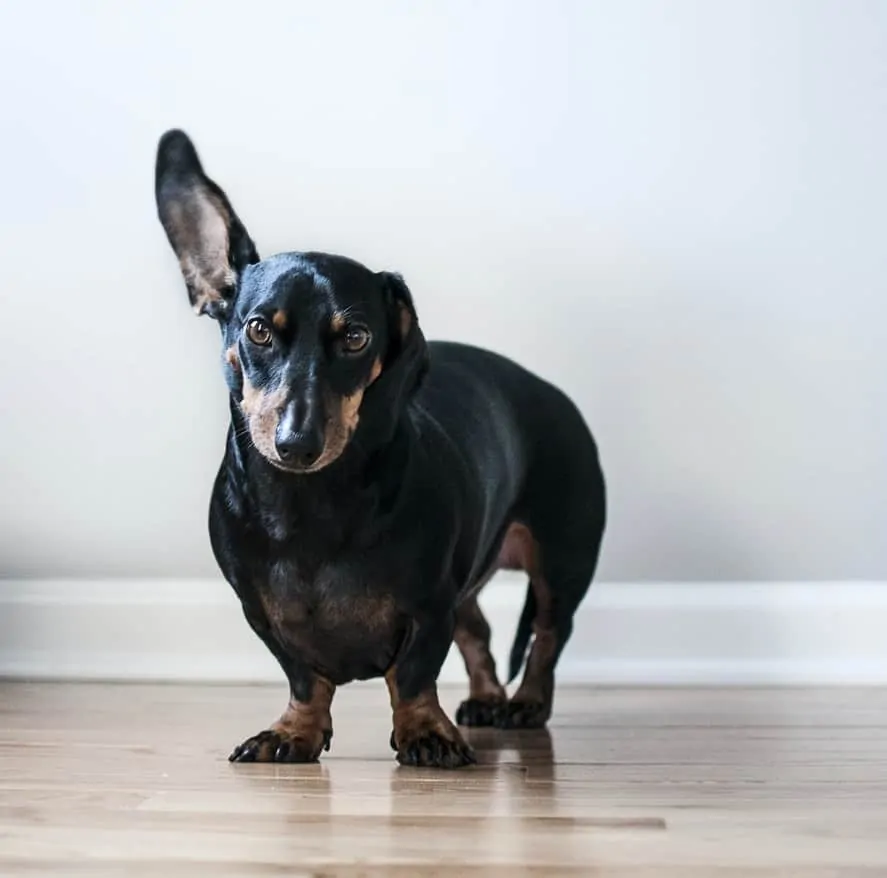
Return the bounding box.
[235,676,335,762]
[272,309,287,331]
[340,388,365,433]
[300,364,377,472]
[324,592,396,631]
[274,677,335,742]
[239,377,288,462]
[398,303,412,338]
[239,360,380,473]
[498,522,550,627]
[385,667,401,711]
[330,312,347,333]
[454,598,507,701]
[496,521,556,718]
[385,672,465,751]
[224,346,240,371]
[261,590,397,636]
[512,625,557,709]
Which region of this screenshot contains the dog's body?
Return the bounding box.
[155,131,606,768]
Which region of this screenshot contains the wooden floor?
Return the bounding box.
[1,683,886,876]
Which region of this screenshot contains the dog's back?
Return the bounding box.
[417,341,605,547]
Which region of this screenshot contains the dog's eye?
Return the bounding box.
[342,326,371,354]
[245,318,273,347]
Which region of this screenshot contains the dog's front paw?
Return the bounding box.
[228,727,332,763]
[388,676,477,768]
[456,697,508,728]
[395,729,477,769]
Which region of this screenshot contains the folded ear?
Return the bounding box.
[154,129,259,318]
[359,272,430,447]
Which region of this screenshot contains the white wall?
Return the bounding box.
[0,0,884,583]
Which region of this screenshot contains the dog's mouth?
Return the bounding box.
[265,454,326,475]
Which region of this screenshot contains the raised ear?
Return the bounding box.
[359,272,430,448]
[154,129,259,318]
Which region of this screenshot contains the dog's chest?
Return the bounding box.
[256,556,406,682]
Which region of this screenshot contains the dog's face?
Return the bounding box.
[154,130,426,473]
[222,254,393,473]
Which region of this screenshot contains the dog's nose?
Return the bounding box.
[275,430,323,468]
[276,393,324,468]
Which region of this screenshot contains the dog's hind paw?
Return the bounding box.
[500,699,551,729]
[455,697,508,728]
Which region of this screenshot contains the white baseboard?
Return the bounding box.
[1,576,886,685]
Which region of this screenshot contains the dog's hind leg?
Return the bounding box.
[454,596,508,727]
[504,546,602,730]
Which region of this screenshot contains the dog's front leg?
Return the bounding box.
[228,603,335,764]
[385,610,476,769]
[228,673,335,764]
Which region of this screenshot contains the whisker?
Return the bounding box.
[336,304,366,324]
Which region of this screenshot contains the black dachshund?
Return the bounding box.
[154,130,606,768]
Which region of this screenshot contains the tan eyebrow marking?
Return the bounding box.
[272,310,287,330]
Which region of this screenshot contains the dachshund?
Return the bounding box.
[154,130,606,768]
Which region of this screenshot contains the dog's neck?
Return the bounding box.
[224,402,407,548]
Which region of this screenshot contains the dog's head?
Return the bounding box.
[154,130,427,473]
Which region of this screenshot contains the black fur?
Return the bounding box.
[154,129,606,769]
